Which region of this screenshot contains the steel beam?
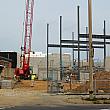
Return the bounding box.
[86,27,89,62]
[61,40,110,45]
[77,6,80,80]
[47,24,49,81]
[48,44,104,48]
[0,56,12,62]
[79,34,110,39]
[60,16,63,80]
[72,32,74,71]
[104,20,106,69]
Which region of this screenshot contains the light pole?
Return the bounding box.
[88,0,94,99]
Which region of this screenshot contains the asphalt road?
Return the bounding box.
[2,105,110,110]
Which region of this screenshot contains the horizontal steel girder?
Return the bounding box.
[48,44,104,48]
[61,40,110,45]
[79,34,110,39]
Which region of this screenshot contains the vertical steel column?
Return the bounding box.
[77,6,80,80]
[104,20,106,69]
[86,27,89,63]
[72,32,74,71]
[47,24,49,81]
[88,0,94,99]
[60,16,63,80]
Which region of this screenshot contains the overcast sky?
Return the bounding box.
[0,0,110,60]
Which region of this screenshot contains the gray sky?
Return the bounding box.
[0,0,110,60]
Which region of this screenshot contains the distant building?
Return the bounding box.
[28,52,71,80]
[0,51,18,68]
[0,51,17,79]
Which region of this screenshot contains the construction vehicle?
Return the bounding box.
[15,0,34,79]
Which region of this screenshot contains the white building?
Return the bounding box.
[29,52,71,80]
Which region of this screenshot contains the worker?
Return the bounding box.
[31,73,36,87]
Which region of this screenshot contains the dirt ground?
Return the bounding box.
[0,88,71,108]
[0,88,110,109]
[0,78,110,108]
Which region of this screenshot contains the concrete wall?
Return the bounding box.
[48,53,71,68]
[29,52,71,80]
[17,53,20,68]
[80,72,89,81]
[30,57,46,74]
[105,56,110,71]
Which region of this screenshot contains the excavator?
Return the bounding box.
[15,0,34,80]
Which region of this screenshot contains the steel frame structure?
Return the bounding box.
[47,7,110,81]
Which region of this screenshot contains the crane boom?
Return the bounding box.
[23,0,34,72]
[15,0,34,79]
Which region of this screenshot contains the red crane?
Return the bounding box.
[15,0,34,79]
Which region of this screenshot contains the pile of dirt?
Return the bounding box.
[63,82,81,92]
[14,80,48,92]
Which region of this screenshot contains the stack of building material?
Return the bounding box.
[48,81,63,93]
[94,71,110,80]
[94,71,110,93]
[0,80,14,89]
[68,71,110,93]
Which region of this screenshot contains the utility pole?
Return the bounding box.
[88,0,94,99]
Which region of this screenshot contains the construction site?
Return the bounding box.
[0,0,110,109]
